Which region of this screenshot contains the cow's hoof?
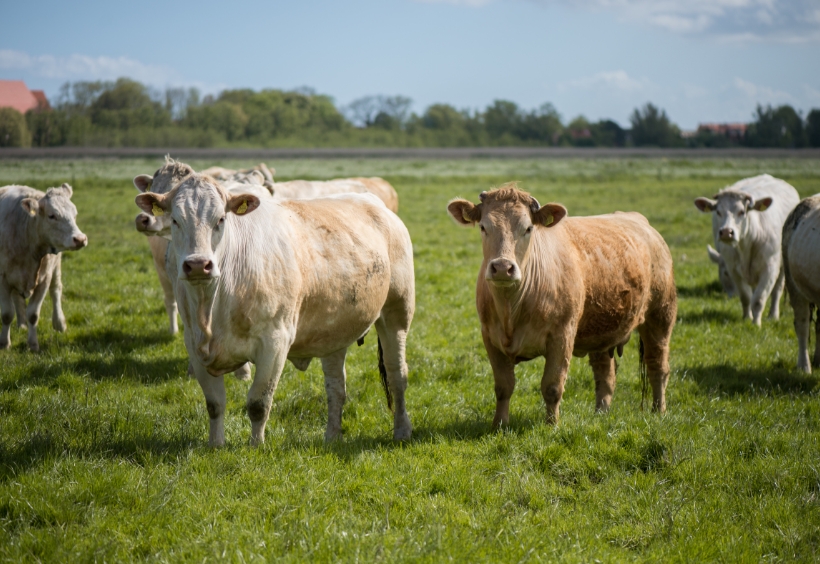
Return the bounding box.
[28,343,40,353]
[0,340,9,350]
[53,318,66,332]
[324,428,342,442]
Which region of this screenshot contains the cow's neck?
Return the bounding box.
[180,279,219,367]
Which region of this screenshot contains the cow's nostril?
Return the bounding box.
[183,262,192,275]
[203,261,213,273]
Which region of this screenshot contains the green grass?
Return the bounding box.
[1,160,820,562]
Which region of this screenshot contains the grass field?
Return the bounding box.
[1,158,819,562]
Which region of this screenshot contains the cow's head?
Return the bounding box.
[447,183,566,285]
[135,174,261,284]
[21,183,87,253]
[133,157,194,238]
[694,189,772,246]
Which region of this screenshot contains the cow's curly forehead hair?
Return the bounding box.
[479,182,533,206]
[169,174,229,204]
[715,188,752,203]
[153,156,195,181]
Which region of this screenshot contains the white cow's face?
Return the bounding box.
[133,160,194,238]
[22,184,87,253]
[448,187,566,286]
[135,175,260,285]
[695,191,772,246]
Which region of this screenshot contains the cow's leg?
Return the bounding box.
[246,337,290,446]
[149,236,178,334]
[49,257,66,332]
[791,291,812,373]
[750,267,779,327]
[191,360,227,447]
[320,347,348,441]
[589,351,616,412]
[233,362,252,381]
[13,294,26,330]
[639,308,675,413]
[767,265,786,321]
[25,268,53,352]
[482,333,516,428]
[813,309,820,369]
[737,281,753,321]
[541,334,573,424]
[0,281,14,349]
[375,306,413,441]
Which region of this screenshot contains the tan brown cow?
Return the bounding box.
[448,184,676,426]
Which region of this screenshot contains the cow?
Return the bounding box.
[134,173,415,446]
[694,174,800,326]
[270,178,399,213]
[0,184,87,352]
[447,184,676,426]
[782,194,820,373]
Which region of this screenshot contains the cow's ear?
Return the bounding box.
[751,197,772,212]
[134,175,153,192]
[228,193,261,216]
[533,203,567,228]
[694,197,717,212]
[21,198,39,217]
[59,183,73,197]
[447,199,481,226]
[707,244,721,264]
[135,193,168,216]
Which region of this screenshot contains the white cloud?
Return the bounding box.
[558,70,649,93]
[732,76,795,105]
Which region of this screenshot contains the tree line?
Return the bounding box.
[1,77,819,149]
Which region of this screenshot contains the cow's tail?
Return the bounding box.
[378,337,393,412]
[639,337,648,411]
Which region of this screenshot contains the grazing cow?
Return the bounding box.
[694,174,799,326]
[782,194,820,373]
[447,184,676,426]
[135,174,415,446]
[0,184,87,351]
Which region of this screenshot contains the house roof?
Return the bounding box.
[31,90,51,111]
[0,80,42,114]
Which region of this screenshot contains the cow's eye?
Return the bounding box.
[739,210,745,217]
[716,211,722,217]
[480,225,486,233]
[217,217,225,228]
[48,214,56,220]
[525,226,533,234]
[172,218,179,227]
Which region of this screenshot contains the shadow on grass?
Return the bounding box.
[676,279,726,299]
[677,308,736,325]
[70,328,175,354]
[686,362,820,395]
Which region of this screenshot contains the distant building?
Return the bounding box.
[697,122,747,140]
[0,80,51,114]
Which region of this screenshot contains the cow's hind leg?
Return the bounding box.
[375,306,412,441]
[25,268,53,352]
[192,361,227,447]
[49,257,66,332]
[813,306,820,369]
[589,351,616,412]
[768,266,786,320]
[0,281,14,349]
[321,347,348,441]
[790,290,812,373]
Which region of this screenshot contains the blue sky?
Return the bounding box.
[1,0,818,128]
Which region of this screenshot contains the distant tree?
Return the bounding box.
[346,95,412,128]
[0,108,31,147]
[421,104,466,130]
[88,78,170,129]
[165,87,199,120]
[745,104,806,148]
[590,119,626,147]
[808,109,820,148]
[484,100,521,140]
[565,115,593,146]
[630,103,682,147]
[518,103,563,144]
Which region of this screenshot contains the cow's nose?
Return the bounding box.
[489,258,518,281]
[136,214,152,230]
[183,259,214,278]
[719,227,735,241]
[73,234,88,248]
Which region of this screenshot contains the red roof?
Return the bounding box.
[31,90,50,111]
[0,80,41,114]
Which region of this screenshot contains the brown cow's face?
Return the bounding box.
[448,188,566,287]
[135,175,260,285]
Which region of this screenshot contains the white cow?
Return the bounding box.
[694,174,800,326]
[782,194,820,372]
[135,174,415,446]
[0,184,87,351]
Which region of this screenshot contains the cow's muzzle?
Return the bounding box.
[71,233,88,250]
[135,213,160,234]
[486,258,520,283]
[182,256,218,282]
[718,227,737,243]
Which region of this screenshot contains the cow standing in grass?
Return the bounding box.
[695,174,800,326]
[0,184,87,351]
[782,194,820,373]
[448,184,676,426]
[135,174,415,446]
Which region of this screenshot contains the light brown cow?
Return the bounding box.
[135,174,415,446]
[782,194,820,373]
[448,184,676,426]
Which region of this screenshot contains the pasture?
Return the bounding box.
[1,157,820,562]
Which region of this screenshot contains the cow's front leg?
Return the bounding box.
[320,348,348,441]
[0,281,14,349]
[246,336,289,446]
[149,237,178,334]
[482,333,516,428]
[589,351,616,412]
[49,257,66,332]
[541,333,573,425]
[25,271,52,352]
[13,294,27,330]
[191,359,227,447]
[767,266,786,321]
[751,272,778,327]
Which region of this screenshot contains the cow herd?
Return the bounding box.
[0,163,817,446]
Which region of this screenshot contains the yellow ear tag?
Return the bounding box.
[28,208,36,217]
[152,203,164,216]
[759,204,768,212]
[236,200,248,215]
[462,208,472,222]
[545,214,554,226]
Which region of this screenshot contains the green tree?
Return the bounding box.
[745,105,807,148]
[808,109,820,148]
[590,119,626,147]
[518,103,563,145]
[630,103,682,147]
[89,78,170,129]
[0,108,31,147]
[484,100,521,141]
